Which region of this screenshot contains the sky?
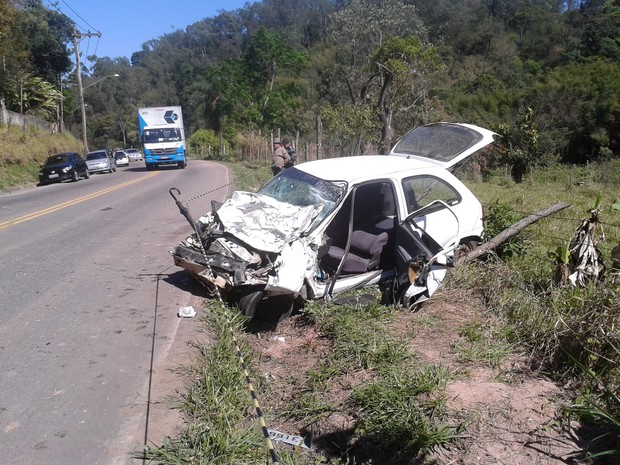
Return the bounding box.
[46,0,255,62]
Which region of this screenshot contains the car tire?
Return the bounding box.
[238,292,294,325]
[262,295,294,323]
[84,169,90,179]
[72,169,79,182]
[455,240,478,262]
[238,290,265,319]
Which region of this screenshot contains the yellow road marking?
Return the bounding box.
[0,172,160,231]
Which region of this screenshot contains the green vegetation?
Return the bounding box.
[0,125,81,189]
[2,0,619,175]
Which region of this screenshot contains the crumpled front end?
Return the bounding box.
[172,191,323,297]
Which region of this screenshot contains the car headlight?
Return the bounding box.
[62,166,71,173]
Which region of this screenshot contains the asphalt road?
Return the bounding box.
[0,160,232,465]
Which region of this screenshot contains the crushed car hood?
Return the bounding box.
[209,191,323,254]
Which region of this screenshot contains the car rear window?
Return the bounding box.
[86,151,107,160]
[392,124,483,162]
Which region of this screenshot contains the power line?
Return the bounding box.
[59,0,100,34]
[48,0,102,61]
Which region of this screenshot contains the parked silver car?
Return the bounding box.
[173,123,499,323]
[85,150,116,174]
[125,148,143,162]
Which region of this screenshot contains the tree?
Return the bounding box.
[369,36,443,153]
[323,0,432,152]
[532,59,620,163]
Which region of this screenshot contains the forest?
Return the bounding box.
[1,0,619,179]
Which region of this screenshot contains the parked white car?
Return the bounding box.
[172,123,498,323]
[114,150,129,167]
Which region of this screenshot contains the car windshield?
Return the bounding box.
[143,128,180,143]
[258,167,345,229]
[45,154,71,165]
[86,151,107,160]
[115,152,126,158]
[127,149,139,153]
[392,124,483,162]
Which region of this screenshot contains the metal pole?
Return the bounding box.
[73,31,88,154]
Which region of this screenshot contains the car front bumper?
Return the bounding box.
[39,171,74,184]
[86,163,110,173]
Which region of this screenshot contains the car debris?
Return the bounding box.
[178,306,196,318]
[172,123,499,323]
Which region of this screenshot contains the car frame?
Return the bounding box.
[38,152,90,185]
[172,123,499,322]
[85,149,116,174]
[114,150,130,167]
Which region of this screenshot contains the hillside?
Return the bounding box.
[0,125,82,190]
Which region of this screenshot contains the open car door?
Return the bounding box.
[393,200,461,309]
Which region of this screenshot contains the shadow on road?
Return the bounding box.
[162,269,210,298]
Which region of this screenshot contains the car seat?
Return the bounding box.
[323,230,389,274]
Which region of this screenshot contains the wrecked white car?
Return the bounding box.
[172,123,499,322]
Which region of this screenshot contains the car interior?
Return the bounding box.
[320,181,397,275]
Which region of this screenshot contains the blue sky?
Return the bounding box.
[46,0,255,61]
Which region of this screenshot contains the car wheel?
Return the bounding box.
[456,240,478,262]
[84,169,90,179]
[72,169,79,182]
[238,290,265,319]
[258,295,294,324]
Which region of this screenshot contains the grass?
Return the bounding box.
[457,162,620,458]
[140,304,269,464]
[0,124,82,189]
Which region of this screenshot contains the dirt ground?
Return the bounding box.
[148,292,594,465]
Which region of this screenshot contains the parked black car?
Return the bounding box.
[38,152,90,185]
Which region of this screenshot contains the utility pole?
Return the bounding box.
[73,29,101,154]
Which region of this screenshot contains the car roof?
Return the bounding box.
[295,155,442,183]
[47,152,75,158]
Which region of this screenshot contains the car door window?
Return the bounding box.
[402,176,461,215]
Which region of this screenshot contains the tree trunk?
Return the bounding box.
[460,202,571,264]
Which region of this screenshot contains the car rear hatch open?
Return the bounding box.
[388,122,499,170]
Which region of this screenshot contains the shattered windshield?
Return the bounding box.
[258,167,345,228]
[143,128,181,143]
[392,124,483,162]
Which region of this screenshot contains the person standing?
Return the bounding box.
[271,138,291,175]
[282,138,297,167]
